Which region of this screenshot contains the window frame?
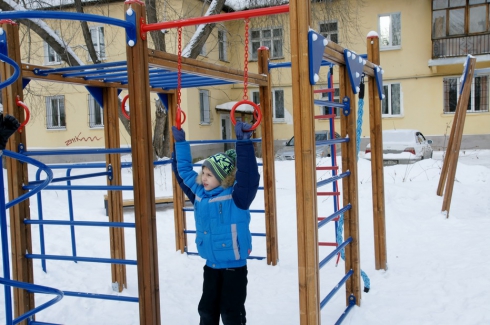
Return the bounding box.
[249,27,284,61]
[218,29,228,62]
[46,95,66,130]
[443,75,489,113]
[88,94,104,128]
[378,12,402,50]
[319,20,339,44]
[199,89,211,125]
[89,26,106,61]
[251,89,285,122]
[381,83,402,117]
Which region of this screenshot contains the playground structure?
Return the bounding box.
[0,1,388,325]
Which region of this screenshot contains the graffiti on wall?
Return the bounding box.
[65,132,102,146]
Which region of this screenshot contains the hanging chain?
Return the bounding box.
[243,18,249,100]
[177,26,182,109]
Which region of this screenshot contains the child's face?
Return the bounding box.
[201,166,220,191]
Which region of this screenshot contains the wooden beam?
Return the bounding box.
[324,41,377,78]
[441,57,476,217]
[367,35,387,271]
[103,87,127,292]
[148,49,268,86]
[1,22,34,325]
[289,1,320,324]
[339,66,362,306]
[258,47,279,266]
[125,4,161,325]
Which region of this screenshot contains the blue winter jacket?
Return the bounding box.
[173,140,260,269]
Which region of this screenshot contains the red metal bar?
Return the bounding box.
[317,192,340,196]
[318,242,338,247]
[317,216,340,221]
[316,166,339,171]
[314,88,335,94]
[315,114,336,119]
[141,5,289,32]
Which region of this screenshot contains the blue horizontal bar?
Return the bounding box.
[314,99,346,109]
[29,321,63,325]
[62,66,128,78]
[25,219,135,228]
[319,237,352,269]
[28,171,110,186]
[33,61,127,75]
[187,138,262,144]
[21,148,131,156]
[23,185,133,191]
[315,137,349,146]
[269,60,332,70]
[320,269,354,309]
[26,254,137,265]
[62,291,138,303]
[318,204,351,229]
[317,171,351,188]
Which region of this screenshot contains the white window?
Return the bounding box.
[88,95,104,128]
[382,83,402,116]
[379,13,401,49]
[199,89,210,124]
[250,27,283,60]
[90,26,106,60]
[321,88,341,117]
[251,89,285,121]
[218,29,228,61]
[319,21,338,44]
[443,75,489,113]
[46,95,66,129]
[44,31,61,65]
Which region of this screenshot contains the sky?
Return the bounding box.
[1,149,489,324]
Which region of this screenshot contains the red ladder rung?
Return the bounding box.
[315,114,336,120]
[316,166,339,171]
[317,191,340,196]
[317,216,340,221]
[314,88,335,94]
[319,242,338,247]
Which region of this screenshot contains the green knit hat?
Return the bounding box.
[202,149,237,182]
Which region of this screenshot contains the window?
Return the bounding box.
[319,21,338,44]
[218,29,228,61]
[44,31,61,65]
[443,76,489,113]
[46,95,66,129]
[90,26,106,60]
[379,13,401,48]
[251,89,285,121]
[88,95,104,128]
[381,83,402,116]
[321,88,341,117]
[432,0,490,38]
[250,27,283,60]
[199,89,210,124]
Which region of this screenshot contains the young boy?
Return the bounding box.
[172,121,260,325]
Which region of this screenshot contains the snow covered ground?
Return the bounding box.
[1,149,489,324]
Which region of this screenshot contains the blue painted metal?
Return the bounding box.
[125,6,138,46]
[28,170,110,186]
[314,99,345,109]
[22,78,31,89]
[26,254,137,265]
[66,169,77,262]
[23,184,133,191]
[34,61,127,76]
[373,64,385,99]
[35,168,48,272]
[62,290,138,303]
[316,171,351,188]
[21,147,132,156]
[315,137,349,146]
[343,49,366,94]
[25,219,135,228]
[317,204,352,229]
[0,11,136,46]
[334,294,357,325]
[157,93,169,112]
[319,237,353,269]
[0,277,64,325]
[320,270,354,309]
[85,86,104,108]
[62,66,128,78]
[186,138,262,144]
[0,52,20,89]
[308,30,328,85]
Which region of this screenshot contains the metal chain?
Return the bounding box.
[177,26,182,109]
[243,18,249,100]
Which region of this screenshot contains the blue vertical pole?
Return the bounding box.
[36,168,47,272]
[66,169,77,260]
[0,151,13,324]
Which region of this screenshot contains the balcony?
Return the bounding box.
[432,34,490,59]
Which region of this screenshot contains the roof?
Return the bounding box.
[215,101,255,113]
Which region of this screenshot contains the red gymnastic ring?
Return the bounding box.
[230,100,262,131]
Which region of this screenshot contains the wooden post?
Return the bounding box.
[339,66,362,306]
[103,87,127,292]
[125,3,161,324]
[289,1,321,324]
[441,57,476,217]
[257,47,279,265]
[367,35,387,270]
[0,21,34,324]
[169,92,187,253]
